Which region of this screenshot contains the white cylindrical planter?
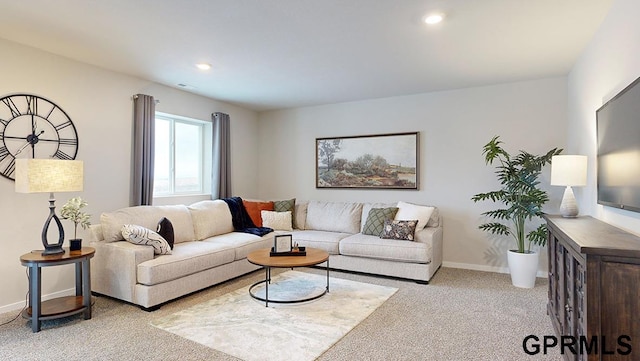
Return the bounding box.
[507,250,539,288]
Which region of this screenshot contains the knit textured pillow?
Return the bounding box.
[261,210,293,231]
[381,219,418,241]
[362,207,399,236]
[121,224,172,255]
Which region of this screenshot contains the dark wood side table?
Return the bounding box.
[19,247,95,332]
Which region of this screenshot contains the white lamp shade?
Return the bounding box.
[550,155,587,187]
[15,159,83,193]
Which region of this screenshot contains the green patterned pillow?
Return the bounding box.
[273,198,296,228]
[362,207,399,236]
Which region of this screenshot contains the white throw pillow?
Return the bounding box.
[121,224,172,255]
[394,201,435,230]
[261,211,293,231]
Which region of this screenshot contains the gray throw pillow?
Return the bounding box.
[273,198,296,228]
[362,207,399,236]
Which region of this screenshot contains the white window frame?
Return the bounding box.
[154,112,212,197]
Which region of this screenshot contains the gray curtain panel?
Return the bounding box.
[212,112,231,199]
[132,94,155,206]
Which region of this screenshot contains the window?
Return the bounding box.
[154,112,211,196]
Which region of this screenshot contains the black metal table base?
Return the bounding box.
[248,262,330,307]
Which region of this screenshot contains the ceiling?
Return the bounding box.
[0,0,613,112]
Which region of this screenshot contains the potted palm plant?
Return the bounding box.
[60,197,91,251]
[471,136,562,288]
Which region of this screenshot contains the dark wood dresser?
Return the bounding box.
[544,215,640,361]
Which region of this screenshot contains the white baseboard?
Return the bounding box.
[0,288,75,315]
[442,261,547,278]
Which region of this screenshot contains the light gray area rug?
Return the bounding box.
[151,271,398,361]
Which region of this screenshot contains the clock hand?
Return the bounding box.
[14,140,31,156]
[15,130,44,155]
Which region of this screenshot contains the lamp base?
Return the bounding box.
[42,246,65,256]
[41,192,65,256]
[560,186,579,218]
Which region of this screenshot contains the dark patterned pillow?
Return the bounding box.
[381,219,418,241]
[121,224,172,255]
[362,207,399,236]
[273,198,296,228]
[157,217,175,250]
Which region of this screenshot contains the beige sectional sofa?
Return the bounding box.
[89,199,442,310]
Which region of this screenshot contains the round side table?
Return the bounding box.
[20,247,95,332]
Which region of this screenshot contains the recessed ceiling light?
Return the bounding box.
[424,13,444,25]
[196,63,211,70]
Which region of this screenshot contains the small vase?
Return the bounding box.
[70,239,82,251]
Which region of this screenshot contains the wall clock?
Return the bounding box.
[0,94,79,180]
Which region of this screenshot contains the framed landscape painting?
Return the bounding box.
[316,132,419,189]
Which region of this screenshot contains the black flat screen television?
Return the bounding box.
[597,76,640,212]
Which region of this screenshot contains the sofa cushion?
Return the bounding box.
[261,211,293,231]
[137,241,236,286]
[290,230,351,255]
[339,233,431,263]
[305,201,362,234]
[121,224,172,255]
[395,201,435,230]
[188,200,234,240]
[202,232,273,260]
[362,207,399,236]
[294,202,308,230]
[243,200,274,227]
[426,207,440,228]
[101,205,195,244]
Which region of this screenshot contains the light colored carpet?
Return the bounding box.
[0,267,562,360]
[151,271,397,361]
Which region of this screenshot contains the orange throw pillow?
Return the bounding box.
[243,200,274,227]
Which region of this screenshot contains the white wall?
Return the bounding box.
[258,77,567,275]
[568,0,640,232]
[0,39,259,312]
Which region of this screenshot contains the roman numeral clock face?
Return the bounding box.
[0,94,79,180]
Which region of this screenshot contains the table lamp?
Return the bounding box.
[15,159,84,255]
[550,155,587,218]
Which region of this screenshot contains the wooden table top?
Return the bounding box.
[20,247,96,265]
[247,247,329,268]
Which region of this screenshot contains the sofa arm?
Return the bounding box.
[90,240,154,304]
[416,224,443,263]
[415,226,442,246]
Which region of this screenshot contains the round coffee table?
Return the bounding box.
[247,247,330,307]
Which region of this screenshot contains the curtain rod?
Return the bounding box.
[132,94,160,103]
